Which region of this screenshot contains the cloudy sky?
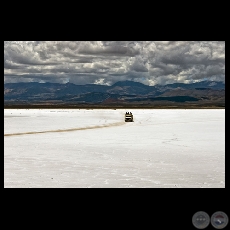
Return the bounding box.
[4,41,225,86]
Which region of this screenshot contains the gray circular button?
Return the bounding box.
[192,211,210,229]
[211,211,228,229]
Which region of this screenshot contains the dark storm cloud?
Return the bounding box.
[4,41,225,85]
[78,44,139,57]
[129,56,148,72]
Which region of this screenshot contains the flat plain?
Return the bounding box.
[4,109,225,188]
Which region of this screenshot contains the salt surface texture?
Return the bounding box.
[4,109,225,188]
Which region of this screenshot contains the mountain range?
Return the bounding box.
[4,80,225,108]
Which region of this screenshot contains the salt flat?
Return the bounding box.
[4,109,225,188]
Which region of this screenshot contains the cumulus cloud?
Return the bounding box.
[4,41,225,85]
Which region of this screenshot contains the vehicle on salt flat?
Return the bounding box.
[125,112,133,122]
